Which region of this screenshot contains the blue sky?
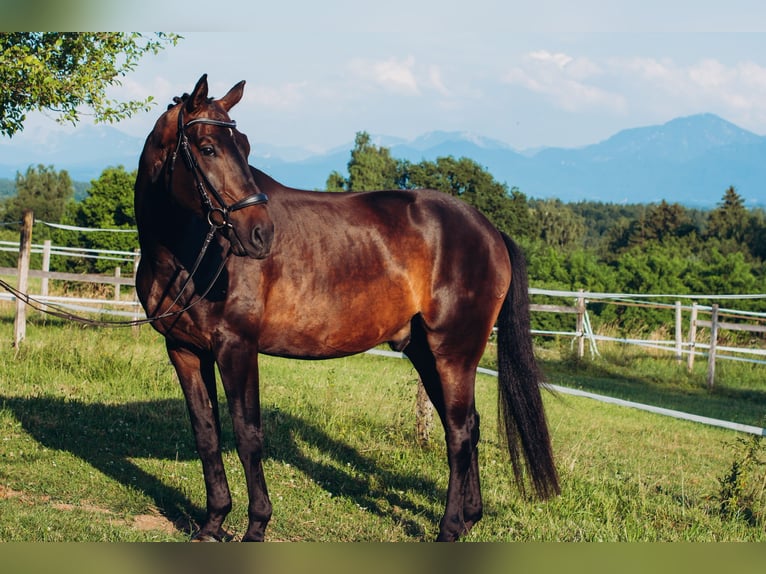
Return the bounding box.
[11,1,766,153]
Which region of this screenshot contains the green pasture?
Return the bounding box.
[0,310,763,542]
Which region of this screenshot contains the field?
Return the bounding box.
[0,309,764,542]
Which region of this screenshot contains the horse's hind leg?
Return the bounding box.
[435,360,482,541]
[404,318,483,541]
[462,414,483,530]
[166,342,232,541]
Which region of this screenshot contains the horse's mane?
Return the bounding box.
[167,93,214,110]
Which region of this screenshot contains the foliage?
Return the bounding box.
[0,133,762,335]
[2,164,73,233]
[326,132,401,192]
[527,198,586,250]
[712,434,766,526]
[328,132,534,238]
[607,200,697,254]
[52,165,138,273]
[403,155,533,238]
[0,178,14,202]
[0,32,179,137]
[706,186,749,244]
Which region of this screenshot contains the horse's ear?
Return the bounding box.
[137,130,169,185]
[186,74,209,114]
[220,80,246,112]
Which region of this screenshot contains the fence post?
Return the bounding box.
[674,300,683,362]
[687,302,698,372]
[707,304,719,390]
[415,378,434,446]
[576,289,585,359]
[132,249,141,329]
[114,267,121,301]
[41,239,51,298]
[13,210,34,347]
[39,239,52,313]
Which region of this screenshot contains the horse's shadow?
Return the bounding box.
[0,394,441,540]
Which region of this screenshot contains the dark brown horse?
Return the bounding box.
[134,75,559,542]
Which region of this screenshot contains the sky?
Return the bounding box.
[9,1,766,153]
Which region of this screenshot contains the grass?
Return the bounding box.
[533,339,766,428]
[0,308,764,542]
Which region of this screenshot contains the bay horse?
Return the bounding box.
[134,75,559,542]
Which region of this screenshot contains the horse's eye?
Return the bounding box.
[200,146,216,157]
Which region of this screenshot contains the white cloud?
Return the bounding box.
[615,56,766,123]
[505,50,766,131]
[428,65,451,96]
[244,81,309,110]
[505,50,626,112]
[528,50,573,69]
[348,56,420,95]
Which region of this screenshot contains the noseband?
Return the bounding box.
[170,105,269,230]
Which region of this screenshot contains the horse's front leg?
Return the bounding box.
[215,343,272,542]
[166,341,232,541]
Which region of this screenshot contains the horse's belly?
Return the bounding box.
[258,302,414,359]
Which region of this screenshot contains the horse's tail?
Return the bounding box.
[496,233,560,500]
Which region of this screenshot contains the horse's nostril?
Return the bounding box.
[251,226,263,248]
[247,223,273,258]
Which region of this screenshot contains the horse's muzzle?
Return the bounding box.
[223,218,273,259]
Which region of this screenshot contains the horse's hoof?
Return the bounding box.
[192,530,232,542]
[192,533,221,542]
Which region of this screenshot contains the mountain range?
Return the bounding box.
[1,113,764,208]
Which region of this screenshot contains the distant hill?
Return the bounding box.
[0,124,141,183]
[1,113,764,208]
[233,114,766,208]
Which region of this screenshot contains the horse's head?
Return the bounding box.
[137,74,274,259]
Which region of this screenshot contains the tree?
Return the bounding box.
[607,200,697,254]
[746,208,766,262]
[347,131,401,191]
[54,166,138,273]
[326,131,406,192]
[3,164,73,229]
[0,33,179,137]
[530,199,586,250]
[325,170,347,192]
[706,186,748,244]
[405,156,533,239]
[643,200,695,242]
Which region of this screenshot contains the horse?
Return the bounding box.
[134,74,559,542]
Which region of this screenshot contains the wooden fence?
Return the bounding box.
[1,213,764,390]
[0,211,141,345]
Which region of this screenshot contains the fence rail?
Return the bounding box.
[529,288,766,388]
[1,215,764,389]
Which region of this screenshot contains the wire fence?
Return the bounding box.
[0,221,763,440]
[1,226,764,384]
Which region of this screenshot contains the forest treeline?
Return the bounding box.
[327,132,766,330]
[1,130,764,332]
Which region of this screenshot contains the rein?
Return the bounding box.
[0,106,269,329]
[0,225,230,329]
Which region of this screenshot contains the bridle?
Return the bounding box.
[146,104,271,321]
[170,104,269,230]
[0,105,273,328]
